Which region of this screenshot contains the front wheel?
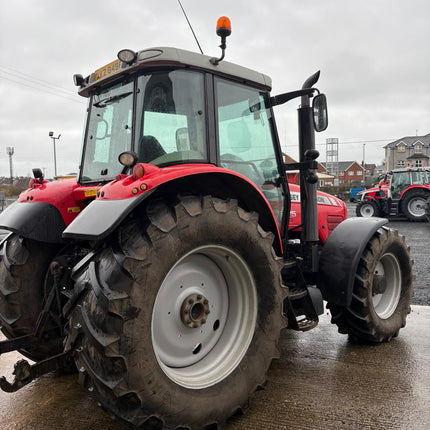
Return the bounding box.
[327,226,412,343]
[356,200,381,217]
[69,195,285,429]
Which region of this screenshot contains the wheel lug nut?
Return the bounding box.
[188,298,194,305]
[201,319,206,324]
[205,310,210,314]
[203,299,208,305]
[192,323,198,328]
[197,295,202,300]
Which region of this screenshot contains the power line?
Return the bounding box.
[0,72,82,104]
[0,65,76,96]
[283,138,395,148]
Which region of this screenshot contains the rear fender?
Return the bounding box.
[63,171,282,254]
[0,201,66,243]
[317,217,388,306]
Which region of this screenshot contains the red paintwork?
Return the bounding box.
[287,184,347,242]
[97,163,346,244]
[359,184,389,200]
[360,184,430,201]
[18,179,101,226]
[16,163,346,244]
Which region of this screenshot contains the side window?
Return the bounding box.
[136,70,207,165]
[391,172,411,199]
[215,78,283,225]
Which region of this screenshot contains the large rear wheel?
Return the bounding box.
[401,189,429,221]
[0,234,63,360]
[327,227,412,343]
[69,195,285,429]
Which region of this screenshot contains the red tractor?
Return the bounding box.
[0,18,413,429]
[356,167,430,221]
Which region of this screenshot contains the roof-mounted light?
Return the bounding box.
[216,16,231,38]
[210,16,232,66]
[119,151,138,168]
[73,74,85,86]
[117,49,137,65]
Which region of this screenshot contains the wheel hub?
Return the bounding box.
[180,293,210,328]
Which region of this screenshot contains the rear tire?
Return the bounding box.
[69,195,285,429]
[355,200,381,217]
[400,189,429,221]
[0,234,63,360]
[425,196,430,222]
[327,227,412,343]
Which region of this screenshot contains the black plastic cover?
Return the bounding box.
[62,194,149,241]
[0,201,66,243]
[317,217,388,306]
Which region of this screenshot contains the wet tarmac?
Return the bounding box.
[1,306,429,430]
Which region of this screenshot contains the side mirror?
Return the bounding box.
[313,94,328,132]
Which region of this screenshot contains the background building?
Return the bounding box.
[384,133,430,170]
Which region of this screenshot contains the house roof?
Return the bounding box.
[384,133,430,148]
[321,161,365,173]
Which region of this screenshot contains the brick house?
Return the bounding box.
[321,161,366,185]
[384,133,430,170]
[283,153,334,185]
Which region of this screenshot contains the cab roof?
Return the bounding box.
[76,47,272,97]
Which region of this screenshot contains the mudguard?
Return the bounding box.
[62,191,154,241]
[0,201,66,244]
[317,217,388,306]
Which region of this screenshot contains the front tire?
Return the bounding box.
[327,227,412,343]
[70,195,285,429]
[356,200,381,217]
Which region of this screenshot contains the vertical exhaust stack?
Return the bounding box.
[298,71,320,272]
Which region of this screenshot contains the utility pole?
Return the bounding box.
[49,131,61,177]
[6,147,14,185]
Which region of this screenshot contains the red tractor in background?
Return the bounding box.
[0,18,413,429]
[356,167,430,221]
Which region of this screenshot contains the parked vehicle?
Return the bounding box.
[349,187,365,202]
[0,17,413,429]
[356,167,430,221]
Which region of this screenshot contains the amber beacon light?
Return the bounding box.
[211,16,232,65]
[216,16,231,37]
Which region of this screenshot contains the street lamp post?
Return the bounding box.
[49,131,61,177]
[6,147,14,185]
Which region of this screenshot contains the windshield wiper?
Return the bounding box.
[93,91,133,108]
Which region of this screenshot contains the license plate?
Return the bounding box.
[94,59,121,81]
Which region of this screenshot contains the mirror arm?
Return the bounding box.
[270,88,317,107]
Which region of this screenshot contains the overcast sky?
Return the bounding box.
[1,0,429,178]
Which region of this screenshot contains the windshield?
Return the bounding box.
[79,70,207,183]
[80,81,133,182]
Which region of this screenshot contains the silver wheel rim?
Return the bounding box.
[152,245,257,389]
[372,252,401,319]
[360,203,375,217]
[407,197,425,217]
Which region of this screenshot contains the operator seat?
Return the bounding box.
[139,135,166,163]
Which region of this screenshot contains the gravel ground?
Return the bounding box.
[346,202,430,305]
